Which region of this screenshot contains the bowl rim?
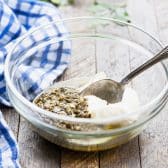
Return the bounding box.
[4,16,168,126]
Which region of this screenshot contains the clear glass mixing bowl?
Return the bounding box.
[4,17,168,151]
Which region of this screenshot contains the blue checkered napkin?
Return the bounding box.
[0,0,71,106]
[0,111,20,168]
[0,0,71,167]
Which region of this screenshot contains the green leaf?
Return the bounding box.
[88,1,131,27]
[113,8,131,23]
[68,0,75,5]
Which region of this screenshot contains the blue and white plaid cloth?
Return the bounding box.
[0,0,71,167]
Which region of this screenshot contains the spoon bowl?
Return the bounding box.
[80,79,124,103]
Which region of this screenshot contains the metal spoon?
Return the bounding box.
[80,46,168,103]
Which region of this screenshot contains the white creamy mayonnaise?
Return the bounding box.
[85,87,140,119]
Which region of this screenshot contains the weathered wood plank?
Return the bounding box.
[100,139,140,168]
[60,1,99,168]
[128,0,168,168]
[96,0,141,168]
[60,38,99,167]
[18,117,61,168]
[61,149,99,168]
[153,0,168,44]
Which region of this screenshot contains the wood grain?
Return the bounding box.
[128,0,168,168]
[100,139,141,168]
[60,1,99,168]
[18,117,61,168]
[61,149,99,168]
[96,0,141,168]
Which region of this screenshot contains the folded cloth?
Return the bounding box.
[0,0,71,167]
[0,0,71,106]
[0,112,19,168]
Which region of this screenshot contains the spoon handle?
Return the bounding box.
[120,45,168,85]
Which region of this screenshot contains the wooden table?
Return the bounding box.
[1,0,168,167]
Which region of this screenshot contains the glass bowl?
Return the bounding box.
[4,17,168,151]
